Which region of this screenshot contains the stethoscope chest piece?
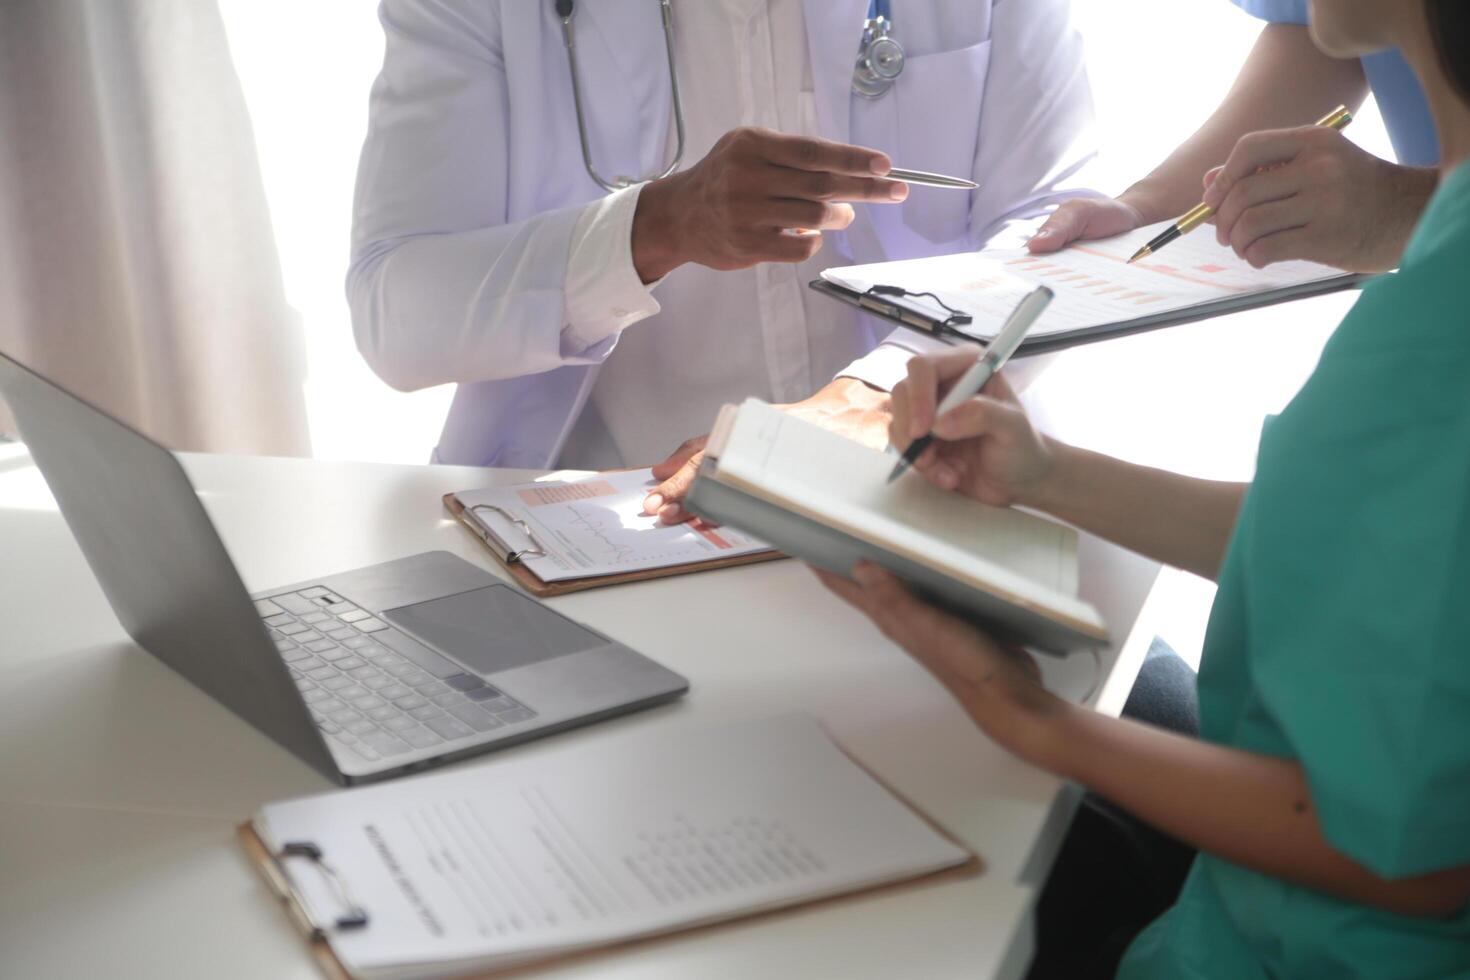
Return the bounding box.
[853,12,904,99]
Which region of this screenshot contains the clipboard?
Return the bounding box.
[443,488,783,598]
[810,271,1371,355]
[238,735,982,980]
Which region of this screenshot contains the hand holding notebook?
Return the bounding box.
[686,400,1108,655]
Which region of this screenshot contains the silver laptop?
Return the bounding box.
[0,351,688,784]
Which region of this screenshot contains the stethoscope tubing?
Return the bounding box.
[556,0,901,192]
[558,0,686,192]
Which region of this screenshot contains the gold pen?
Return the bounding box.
[1128,105,1354,264]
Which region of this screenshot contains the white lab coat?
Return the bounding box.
[348,0,1095,468]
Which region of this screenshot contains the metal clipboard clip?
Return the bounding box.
[859,284,980,344]
[268,840,369,938]
[468,503,548,563]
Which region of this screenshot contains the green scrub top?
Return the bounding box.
[1120,160,1470,980]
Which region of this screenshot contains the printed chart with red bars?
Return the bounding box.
[820,219,1347,339]
[460,469,769,581]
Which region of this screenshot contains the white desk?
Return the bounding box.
[0,447,1155,979]
[2,292,1354,978]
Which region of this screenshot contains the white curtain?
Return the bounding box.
[0,0,309,456]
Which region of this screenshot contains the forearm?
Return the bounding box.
[1120,24,1370,222]
[1030,706,1470,917]
[347,205,596,391]
[1026,443,1244,580]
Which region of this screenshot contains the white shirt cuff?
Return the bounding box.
[837,329,954,392]
[563,183,662,352]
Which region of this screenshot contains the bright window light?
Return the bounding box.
[219,0,453,465]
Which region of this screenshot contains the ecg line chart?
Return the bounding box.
[562,504,637,565]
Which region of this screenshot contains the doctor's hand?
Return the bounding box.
[1201,126,1435,273]
[889,349,1054,508]
[642,377,891,525]
[631,127,909,282]
[1026,196,1147,254]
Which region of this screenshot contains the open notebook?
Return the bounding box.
[685,400,1107,654]
[241,715,975,979]
[815,219,1366,351]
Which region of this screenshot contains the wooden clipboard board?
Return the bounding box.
[238,740,983,980]
[443,489,784,598]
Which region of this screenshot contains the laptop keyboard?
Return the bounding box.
[254,588,536,766]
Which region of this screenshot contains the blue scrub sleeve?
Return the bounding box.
[1241,260,1470,878]
[1228,0,1307,24]
[1228,0,1439,164]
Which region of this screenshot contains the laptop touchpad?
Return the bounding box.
[381,586,604,675]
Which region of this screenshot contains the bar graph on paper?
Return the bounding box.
[821,220,1349,339]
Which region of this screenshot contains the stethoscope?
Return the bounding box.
[553,0,905,192]
[853,0,906,99]
[555,0,686,192]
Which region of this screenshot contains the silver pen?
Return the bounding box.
[887,166,978,190]
[887,285,1054,483]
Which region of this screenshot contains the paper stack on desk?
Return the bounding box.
[245,715,974,979]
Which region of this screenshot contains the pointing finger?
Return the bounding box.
[759,131,892,176]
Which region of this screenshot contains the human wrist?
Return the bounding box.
[1388,166,1438,252]
[1116,182,1173,226]
[631,175,686,283]
[1388,163,1439,206]
[1020,696,1088,777]
[1343,163,1436,273]
[983,676,1079,773]
[1013,436,1073,514]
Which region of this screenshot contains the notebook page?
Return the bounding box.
[256,716,969,978]
[821,219,1347,339]
[714,401,1090,619]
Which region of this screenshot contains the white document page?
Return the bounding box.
[256,715,970,979]
[714,400,1095,626]
[455,469,769,581]
[821,219,1349,339]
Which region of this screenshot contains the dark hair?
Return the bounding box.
[1425,0,1470,101]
